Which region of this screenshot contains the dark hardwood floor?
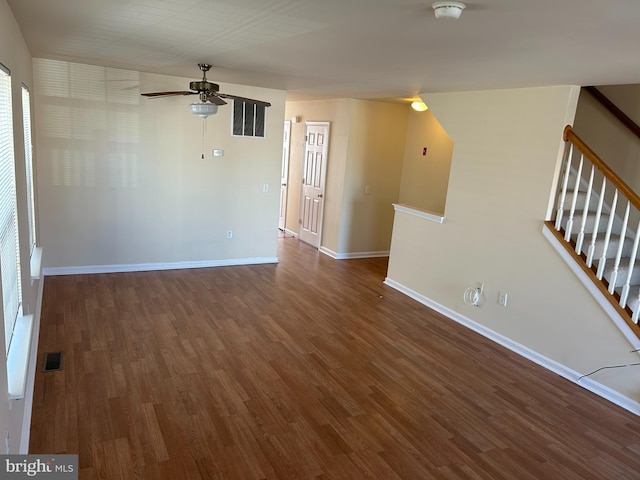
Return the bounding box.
[30,236,640,479]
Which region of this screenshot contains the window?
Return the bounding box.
[22,85,36,255]
[0,64,22,354]
[232,100,266,138]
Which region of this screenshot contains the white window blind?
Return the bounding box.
[0,65,22,354]
[22,85,36,254]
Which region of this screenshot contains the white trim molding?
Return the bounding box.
[384,276,640,416]
[393,204,445,224]
[43,257,279,276]
[30,246,43,282]
[20,273,45,453]
[7,314,34,400]
[319,246,389,260]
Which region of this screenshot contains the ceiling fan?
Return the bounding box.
[141,63,271,117]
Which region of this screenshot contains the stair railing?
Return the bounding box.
[549,126,640,330]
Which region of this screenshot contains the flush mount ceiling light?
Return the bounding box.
[189,101,218,118]
[411,101,428,112]
[432,1,466,19]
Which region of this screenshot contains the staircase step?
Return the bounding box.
[567,172,581,186]
[581,234,636,260]
[603,258,640,288]
[561,211,610,235]
[562,190,590,210]
[618,285,640,314]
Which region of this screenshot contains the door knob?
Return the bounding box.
[281,183,287,187]
[317,193,323,198]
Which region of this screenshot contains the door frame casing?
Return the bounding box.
[279,120,291,231]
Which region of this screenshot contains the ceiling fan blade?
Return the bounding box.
[140,64,272,110]
[217,93,271,107]
[141,91,196,98]
[205,94,227,106]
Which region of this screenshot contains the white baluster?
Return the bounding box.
[609,200,630,294]
[597,190,618,280]
[555,143,573,230]
[576,165,595,255]
[620,218,640,308]
[564,154,584,242]
[634,290,640,323]
[587,179,606,268]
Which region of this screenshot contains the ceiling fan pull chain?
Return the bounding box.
[201,118,206,159]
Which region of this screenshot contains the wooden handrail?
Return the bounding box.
[584,86,640,141]
[563,125,640,212]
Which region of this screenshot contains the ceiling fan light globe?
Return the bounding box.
[189,102,218,118]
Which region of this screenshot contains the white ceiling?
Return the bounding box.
[7,0,640,101]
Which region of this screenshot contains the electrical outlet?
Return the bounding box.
[226,231,233,239]
[263,184,269,193]
[498,292,508,307]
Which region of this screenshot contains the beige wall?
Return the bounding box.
[34,59,286,270]
[338,99,407,254]
[0,0,42,452]
[284,98,407,255]
[387,86,640,403]
[598,84,640,125]
[284,99,351,252]
[573,85,640,194]
[398,108,452,215]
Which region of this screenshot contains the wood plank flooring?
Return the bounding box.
[30,236,640,479]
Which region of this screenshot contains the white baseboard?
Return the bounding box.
[319,246,389,260]
[384,276,640,416]
[43,257,279,276]
[283,228,298,237]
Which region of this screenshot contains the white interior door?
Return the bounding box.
[299,122,329,247]
[279,120,291,230]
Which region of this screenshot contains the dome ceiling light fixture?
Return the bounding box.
[189,101,218,118]
[411,101,428,112]
[432,1,466,19]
